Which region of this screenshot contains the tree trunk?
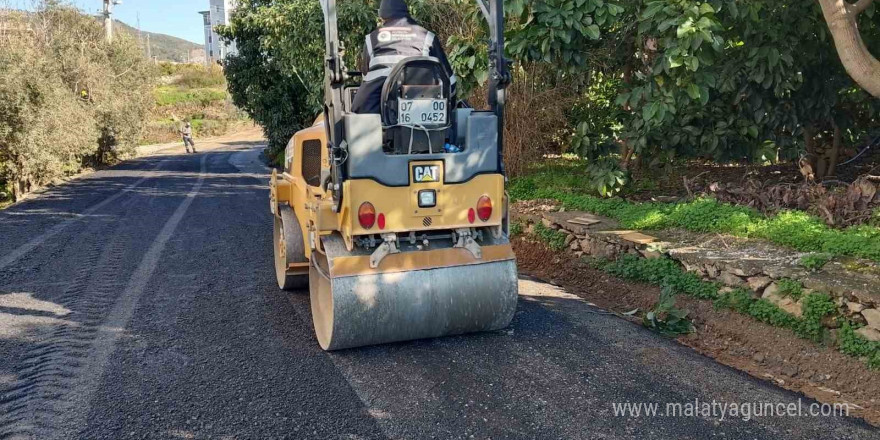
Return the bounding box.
[817,0,880,97]
[827,122,841,178]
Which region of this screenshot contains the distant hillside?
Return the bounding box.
[114,20,201,63]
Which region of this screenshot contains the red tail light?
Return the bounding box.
[377,213,386,230]
[467,208,476,224]
[358,202,375,229]
[477,196,492,221]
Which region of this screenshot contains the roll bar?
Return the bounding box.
[318,0,511,203]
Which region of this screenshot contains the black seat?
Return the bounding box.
[380,56,452,154]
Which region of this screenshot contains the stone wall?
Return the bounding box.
[513,201,880,343]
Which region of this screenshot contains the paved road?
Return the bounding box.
[0,142,876,439]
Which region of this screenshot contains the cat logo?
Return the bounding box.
[412,165,439,183]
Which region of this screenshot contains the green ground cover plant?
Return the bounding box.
[798,253,833,271]
[532,222,568,251]
[511,175,880,262]
[551,250,880,368]
[775,278,804,299]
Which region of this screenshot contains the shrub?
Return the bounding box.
[0,6,153,200]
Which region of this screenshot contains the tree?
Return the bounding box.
[817,0,880,97]
[218,0,375,160]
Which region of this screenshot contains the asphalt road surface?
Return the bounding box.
[0,141,877,439]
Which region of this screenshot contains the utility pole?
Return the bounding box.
[102,0,122,43]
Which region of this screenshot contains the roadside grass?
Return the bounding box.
[510,168,880,262]
[581,253,880,369]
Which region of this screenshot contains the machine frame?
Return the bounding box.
[269,0,517,351]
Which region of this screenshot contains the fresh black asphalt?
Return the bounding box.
[0,145,876,439]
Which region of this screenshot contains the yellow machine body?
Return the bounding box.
[271,116,518,350]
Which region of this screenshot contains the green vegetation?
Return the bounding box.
[839,323,880,369]
[775,278,804,299]
[154,87,227,107]
[512,176,880,262]
[141,63,244,145]
[509,220,524,236]
[0,5,154,202]
[567,253,880,368]
[533,222,568,251]
[220,0,879,179]
[799,253,833,271]
[644,285,694,336]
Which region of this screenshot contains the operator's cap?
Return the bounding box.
[379,0,408,19]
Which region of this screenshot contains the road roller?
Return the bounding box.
[269,0,517,350]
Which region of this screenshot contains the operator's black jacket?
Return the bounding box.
[350,16,456,114]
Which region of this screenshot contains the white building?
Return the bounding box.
[199,0,237,65]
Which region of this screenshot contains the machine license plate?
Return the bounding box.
[399,99,446,125]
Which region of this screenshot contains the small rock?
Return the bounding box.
[719,270,746,287]
[540,218,555,229]
[574,251,584,258]
[855,326,880,342]
[579,239,592,254]
[569,240,580,252]
[564,234,576,246]
[559,207,566,212]
[763,283,783,303]
[732,267,761,277]
[747,276,772,293]
[778,298,803,318]
[781,363,799,378]
[719,286,735,294]
[861,308,880,330]
[525,224,535,235]
[846,302,865,314]
[705,264,720,278]
[640,249,663,259]
[752,353,765,364]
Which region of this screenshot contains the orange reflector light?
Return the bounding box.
[358,202,376,229]
[477,196,492,221]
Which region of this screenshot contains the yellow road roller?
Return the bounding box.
[269,0,517,350]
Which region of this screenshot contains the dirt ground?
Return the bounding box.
[624,142,880,203]
[137,124,265,157]
[512,236,880,426]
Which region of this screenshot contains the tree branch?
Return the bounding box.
[850,0,874,15]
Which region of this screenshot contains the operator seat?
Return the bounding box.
[380,56,452,154]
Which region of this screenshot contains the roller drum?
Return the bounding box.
[309,247,518,351]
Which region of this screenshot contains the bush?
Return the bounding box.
[0,6,154,200]
[154,87,227,107]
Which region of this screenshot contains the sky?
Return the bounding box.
[7,0,208,44]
